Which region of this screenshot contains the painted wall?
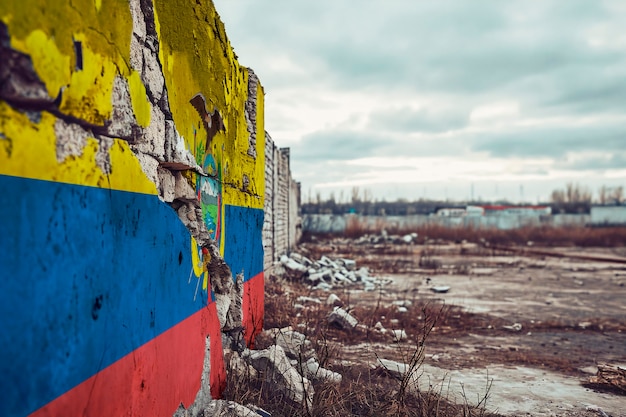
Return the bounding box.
[0,0,266,416]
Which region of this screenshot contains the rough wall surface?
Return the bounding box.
[0,1,266,416]
[262,141,301,269]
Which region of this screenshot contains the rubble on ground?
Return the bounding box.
[262,327,316,361]
[242,345,314,408]
[328,306,358,330]
[278,252,390,291]
[353,231,418,245]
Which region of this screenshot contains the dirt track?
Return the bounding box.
[298,239,626,416]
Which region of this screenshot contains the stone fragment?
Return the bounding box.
[227,350,258,380]
[326,294,342,306]
[303,358,342,384]
[341,258,357,271]
[376,358,409,379]
[264,327,314,361]
[328,306,358,330]
[502,323,523,332]
[391,329,408,342]
[296,296,321,304]
[280,255,308,279]
[204,400,260,417]
[243,345,313,408]
[290,252,312,266]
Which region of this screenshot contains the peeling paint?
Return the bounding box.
[0,0,276,415]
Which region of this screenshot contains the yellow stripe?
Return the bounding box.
[0,102,157,195]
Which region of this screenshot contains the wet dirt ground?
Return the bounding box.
[299,239,626,416]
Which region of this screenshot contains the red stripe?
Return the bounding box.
[31,302,225,417]
[242,272,264,348]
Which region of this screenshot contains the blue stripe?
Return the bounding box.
[0,175,209,416]
[223,205,264,281]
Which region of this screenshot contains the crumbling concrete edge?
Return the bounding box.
[1,0,249,411]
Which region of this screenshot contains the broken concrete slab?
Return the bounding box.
[290,252,312,267]
[295,296,321,305]
[203,400,261,417]
[328,306,358,330]
[243,345,313,408]
[263,327,314,361]
[303,357,342,384]
[502,323,523,332]
[391,329,408,342]
[280,255,308,279]
[326,293,342,306]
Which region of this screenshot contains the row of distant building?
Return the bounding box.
[434,204,626,226]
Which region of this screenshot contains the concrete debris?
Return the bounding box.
[277,253,389,291]
[243,345,314,408]
[502,323,523,332]
[303,358,342,384]
[204,400,261,417]
[326,293,342,306]
[263,327,315,361]
[391,329,408,342]
[227,350,258,380]
[375,357,422,389]
[295,296,321,305]
[430,285,451,294]
[353,231,418,245]
[341,258,357,271]
[280,255,308,279]
[289,252,313,267]
[402,233,418,244]
[376,358,410,380]
[328,306,358,330]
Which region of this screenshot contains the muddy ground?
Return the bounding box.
[291,238,626,416]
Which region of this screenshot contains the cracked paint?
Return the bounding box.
[1,0,269,416]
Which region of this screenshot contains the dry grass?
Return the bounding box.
[326,220,626,248]
[222,277,501,417]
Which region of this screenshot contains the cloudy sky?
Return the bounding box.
[213,0,626,203]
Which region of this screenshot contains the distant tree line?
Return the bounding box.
[302,184,624,216]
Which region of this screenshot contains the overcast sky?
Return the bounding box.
[213,0,626,203]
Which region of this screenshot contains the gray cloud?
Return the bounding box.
[555,152,626,171]
[294,130,388,162]
[368,106,469,133]
[471,122,626,158]
[215,0,626,200]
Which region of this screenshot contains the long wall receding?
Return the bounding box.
[0,1,298,416]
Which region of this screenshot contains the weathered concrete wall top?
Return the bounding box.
[0,0,265,415]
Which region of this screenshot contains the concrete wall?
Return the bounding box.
[262,137,301,269]
[0,1,269,415]
[590,205,626,226]
[303,213,590,233]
